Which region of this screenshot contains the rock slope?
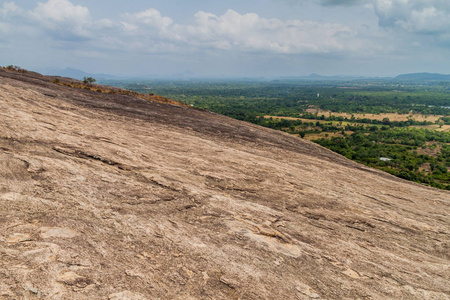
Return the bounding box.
[0,69,449,299]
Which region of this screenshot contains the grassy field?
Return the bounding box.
[264,115,352,125]
[265,114,450,133]
[301,131,347,141]
[413,124,450,132]
[304,109,443,122]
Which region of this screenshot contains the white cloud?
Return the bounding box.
[30,0,90,24]
[0,1,365,55]
[317,0,364,5]
[28,0,92,39]
[125,9,173,28]
[0,1,21,16]
[312,0,450,37]
[2,0,448,76]
[0,2,22,33]
[373,0,450,35]
[0,1,375,55]
[117,9,365,55]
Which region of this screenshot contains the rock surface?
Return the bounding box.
[0,68,449,299]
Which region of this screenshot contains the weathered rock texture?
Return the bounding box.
[0,69,449,299]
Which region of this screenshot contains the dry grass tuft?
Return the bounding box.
[51,79,188,107]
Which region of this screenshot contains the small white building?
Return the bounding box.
[379,157,392,162]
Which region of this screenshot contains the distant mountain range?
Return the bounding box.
[302,73,379,80]
[38,68,450,82]
[288,72,450,81]
[39,67,118,80]
[394,73,450,81]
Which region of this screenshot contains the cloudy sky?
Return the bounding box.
[0,0,449,77]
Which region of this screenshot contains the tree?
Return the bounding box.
[83,77,96,85]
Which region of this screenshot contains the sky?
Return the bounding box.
[0,0,449,77]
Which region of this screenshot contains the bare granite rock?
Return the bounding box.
[0,68,449,299]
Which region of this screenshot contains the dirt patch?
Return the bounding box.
[416,142,443,158]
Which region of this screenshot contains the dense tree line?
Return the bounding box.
[314,128,450,190]
[106,79,450,116]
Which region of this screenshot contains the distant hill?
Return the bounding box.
[40,67,203,81]
[304,73,450,81]
[395,72,450,81]
[40,67,117,80]
[307,73,367,80]
[36,68,450,82]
